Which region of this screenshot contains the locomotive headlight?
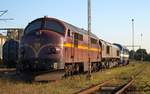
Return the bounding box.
[47,47,60,54]
[36,31,42,36]
[55,47,61,54]
[56,47,61,52]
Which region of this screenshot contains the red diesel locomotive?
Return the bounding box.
[18,17,128,75]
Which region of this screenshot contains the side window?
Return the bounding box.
[67,29,70,37]
[25,21,42,34]
[45,20,64,33]
[74,33,78,48]
[74,33,78,39]
[78,34,83,41]
[74,33,83,41]
[117,50,120,56]
[106,46,110,54]
[91,38,97,44]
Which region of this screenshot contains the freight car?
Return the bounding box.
[18,17,129,75]
[3,39,19,68]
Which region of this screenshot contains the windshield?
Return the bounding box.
[24,18,65,35]
[45,20,64,33]
[25,20,42,34]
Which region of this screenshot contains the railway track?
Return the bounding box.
[75,80,111,94]
[0,68,82,82]
[0,68,65,82]
[34,70,65,82]
[115,79,134,94]
[0,68,16,76]
[0,63,146,84]
[76,65,146,94]
[0,68,16,72]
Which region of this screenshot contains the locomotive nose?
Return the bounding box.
[19,30,64,70]
[20,30,63,58]
[19,17,66,71]
[37,30,63,58]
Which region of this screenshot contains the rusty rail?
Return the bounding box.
[0,68,16,72]
[76,65,146,94]
[76,80,110,94]
[115,79,134,94]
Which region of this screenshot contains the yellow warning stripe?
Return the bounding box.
[63,43,100,52]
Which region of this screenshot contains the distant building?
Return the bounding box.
[7,29,23,41]
[0,34,7,59]
[0,28,23,59]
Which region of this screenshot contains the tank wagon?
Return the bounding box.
[18,17,129,75]
[3,39,19,68]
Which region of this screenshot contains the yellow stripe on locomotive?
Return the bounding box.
[63,43,100,52]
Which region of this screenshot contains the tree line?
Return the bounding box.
[129,49,150,61]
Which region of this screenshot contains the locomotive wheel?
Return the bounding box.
[64,65,72,77]
[75,64,79,74]
[64,63,83,77]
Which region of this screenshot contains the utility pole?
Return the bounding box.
[132,19,134,51]
[132,19,135,59]
[141,33,143,61]
[140,33,143,48]
[87,0,92,79]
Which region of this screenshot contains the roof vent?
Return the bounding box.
[44,16,48,18]
[81,28,84,30]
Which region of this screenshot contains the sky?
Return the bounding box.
[0,0,150,52]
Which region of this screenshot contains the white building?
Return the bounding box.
[0,34,6,59]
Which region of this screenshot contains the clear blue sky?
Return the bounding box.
[0,0,150,52]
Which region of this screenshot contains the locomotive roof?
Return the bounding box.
[113,43,129,51]
[99,39,112,45]
[26,17,100,40]
[62,21,99,39]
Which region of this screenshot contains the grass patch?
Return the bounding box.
[0,61,149,94]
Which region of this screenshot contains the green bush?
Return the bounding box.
[129,49,150,61]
